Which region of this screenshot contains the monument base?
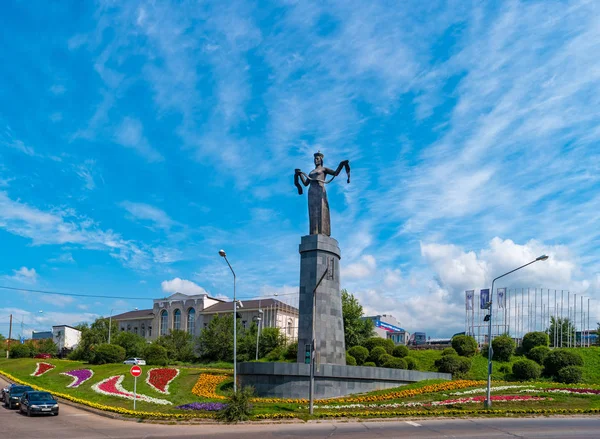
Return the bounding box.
[238,362,452,399]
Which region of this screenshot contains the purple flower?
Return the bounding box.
[176,402,228,411]
[61,369,94,388]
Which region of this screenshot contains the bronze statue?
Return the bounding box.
[295,152,350,236]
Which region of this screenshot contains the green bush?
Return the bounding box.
[492,335,515,362]
[480,344,489,358]
[556,366,583,384]
[9,343,33,358]
[368,346,387,364]
[404,356,418,370]
[383,357,407,369]
[144,344,169,366]
[522,332,549,354]
[544,349,584,377]
[346,354,357,366]
[91,343,126,364]
[434,355,471,376]
[499,364,512,374]
[526,346,550,365]
[265,347,285,362]
[392,345,409,358]
[284,342,298,361]
[363,362,376,367]
[216,386,254,423]
[451,335,478,357]
[363,337,395,354]
[348,346,369,365]
[512,359,541,381]
[377,353,395,367]
[442,347,457,356]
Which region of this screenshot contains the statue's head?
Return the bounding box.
[314,151,324,166]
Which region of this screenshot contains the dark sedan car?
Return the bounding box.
[19,391,59,416]
[4,385,33,409]
[0,384,15,403]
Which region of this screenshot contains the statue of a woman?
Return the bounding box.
[294,152,350,236]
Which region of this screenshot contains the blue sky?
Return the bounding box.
[1,0,599,338]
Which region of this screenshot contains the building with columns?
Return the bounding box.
[111,293,298,342]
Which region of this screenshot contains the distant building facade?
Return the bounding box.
[31,331,53,340]
[365,314,409,345]
[111,293,298,342]
[52,325,82,356]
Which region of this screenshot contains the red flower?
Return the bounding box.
[146,368,180,394]
[31,362,55,377]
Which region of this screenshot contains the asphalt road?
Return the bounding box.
[1,376,600,438]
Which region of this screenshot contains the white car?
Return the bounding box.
[123,358,146,365]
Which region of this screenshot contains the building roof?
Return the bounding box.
[201,299,298,314]
[52,325,81,331]
[112,309,154,320]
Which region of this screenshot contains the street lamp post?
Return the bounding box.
[254,314,262,361]
[485,255,549,408]
[108,309,115,345]
[219,249,237,393]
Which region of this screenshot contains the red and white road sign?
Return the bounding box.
[130,365,142,377]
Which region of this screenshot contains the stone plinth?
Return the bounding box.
[238,362,452,399]
[296,234,346,365]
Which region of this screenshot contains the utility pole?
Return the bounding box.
[6,314,12,358]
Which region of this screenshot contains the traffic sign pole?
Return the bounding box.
[130,365,142,411]
[133,375,137,410]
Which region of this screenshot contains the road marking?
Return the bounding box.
[405,421,421,427]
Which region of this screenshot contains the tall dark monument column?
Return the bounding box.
[296,234,346,365]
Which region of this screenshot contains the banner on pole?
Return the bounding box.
[465,290,474,310]
[497,288,506,309]
[480,289,490,309]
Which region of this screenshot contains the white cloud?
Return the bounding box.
[5,267,38,284]
[342,255,376,279]
[161,278,208,296]
[74,160,97,190]
[120,201,174,230]
[115,117,163,162]
[49,84,66,95]
[39,294,74,307]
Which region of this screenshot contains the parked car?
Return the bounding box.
[34,353,52,359]
[123,358,146,365]
[4,385,33,409]
[0,383,15,402]
[19,391,59,416]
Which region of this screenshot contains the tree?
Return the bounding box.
[548,317,575,347]
[522,331,549,354]
[451,335,478,357]
[258,327,286,359]
[156,329,196,362]
[36,338,58,355]
[197,314,238,362]
[341,290,375,348]
[69,317,119,361]
[491,334,515,362]
[113,331,147,358]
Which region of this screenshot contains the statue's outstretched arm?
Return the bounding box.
[326,160,351,183]
[294,169,309,195]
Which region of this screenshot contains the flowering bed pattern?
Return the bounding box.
[92,375,172,405]
[146,368,179,394]
[60,369,94,388]
[177,402,227,411]
[31,362,55,377]
[192,374,228,400]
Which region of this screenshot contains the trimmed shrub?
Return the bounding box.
[480,344,489,358]
[491,335,515,362]
[368,346,387,365]
[346,354,357,366]
[544,349,584,377]
[363,362,376,367]
[404,357,418,370]
[91,343,126,365]
[526,345,550,365]
[451,335,478,357]
[363,337,395,354]
[9,343,33,358]
[392,345,409,358]
[284,342,298,361]
[144,344,169,366]
[442,347,458,357]
[348,346,369,365]
[434,354,471,376]
[377,353,395,367]
[522,332,549,354]
[265,347,285,362]
[556,366,583,384]
[216,386,254,423]
[499,364,512,374]
[383,357,407,369]
[512,359,541,381]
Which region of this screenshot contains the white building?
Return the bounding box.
[52,325,82,355]
[365,314,409,345]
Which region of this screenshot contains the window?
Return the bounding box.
[187,308,196,334]
[141,324,146,337]
[127,324,131,332]
[160,310,168,336]
[148,326,152,337]
[133,327,138,335]
[287,320,292,335]
[242,320,247,329]
[173,309,181,331]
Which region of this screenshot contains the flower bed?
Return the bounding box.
[545,388,600,395]
[177,402,227,411]
[146,368,179,394]
[191,374,228,400]
[447,385,532,396]
[61,369,94,388]
[92,375,172,405]
[31,362,55,377]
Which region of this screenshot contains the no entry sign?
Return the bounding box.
[130,365,142,377]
